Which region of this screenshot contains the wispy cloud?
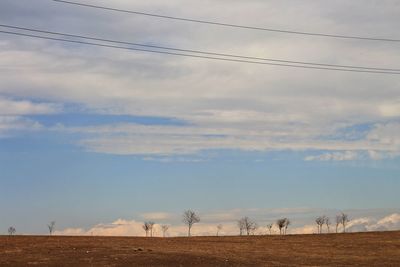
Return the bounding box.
[140,212,172,221]
[53,121,400,158]
[0,96,61,116]
[304,151,359,161]
[0,96,62,136]
[1,0,399,159]
[0,116,42,136]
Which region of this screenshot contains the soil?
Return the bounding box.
[1,231,400,266]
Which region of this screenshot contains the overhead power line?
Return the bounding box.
[53,0,400,43]
[1,24,399,73]
[0,30,399,74]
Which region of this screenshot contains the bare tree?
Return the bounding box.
[161,225,169,237]
[248,222,257,235]
[238,217,257,236]
[315,216,326,234]
[266,224,273,235]
[47,221,56,235]
[325,217,331,233]
[8,226,16,236]
[148,221,155,237]
[335,215,341,233]
[237,218,246,236]
[340,213,349,233]
[182,210,200,237]
[276,218,286,235]
[284,218,290,235]
[216,224,223,236]
[143,222,151,237]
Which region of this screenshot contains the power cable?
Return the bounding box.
[1,24,399,72]
[53,0,400,43]
[1,29,399,74]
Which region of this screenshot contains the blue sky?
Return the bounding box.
[1,114,399,234]
[1,0,400,235]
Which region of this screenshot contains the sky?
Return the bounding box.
[0,0,400,236]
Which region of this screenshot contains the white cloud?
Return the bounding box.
[1,0,400,157]
[0,115,42,136]
[367,122,400,147]
[55,213,400,237]
[51,121,399,157]
[55,218,240,237]
[346,214,400,232]
[0,97,61,116]
[346,217,373,232]
[202,211,242,222]
[368,150,384,160]
[292,213,400,234]
[379,102,400,117]
[54,219,145,236]
[0,97,61,136]
[290,224,317,235]
[369,213,400,231]
[304,122,400,161]
[54,227,86,236]
[140,212,172,221]
[304,151,359,161]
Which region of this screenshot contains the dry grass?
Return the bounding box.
[1,231,400,266]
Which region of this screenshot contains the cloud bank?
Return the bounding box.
[55,211,400,237]
[0,0,399,159]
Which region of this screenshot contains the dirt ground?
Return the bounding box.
[1,231,400,266]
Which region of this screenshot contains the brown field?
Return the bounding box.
[1,231,400,266]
